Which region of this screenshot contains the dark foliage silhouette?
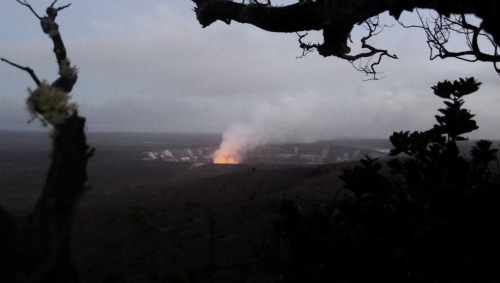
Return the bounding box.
[276,78,500,282]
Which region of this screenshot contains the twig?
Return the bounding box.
[1,58,41,86]
[400,9,499,76]
[342,17,397,79]
[49,0,71,11]
[297,16,397,79]
[15,0,42,19]
[296,32,318,59]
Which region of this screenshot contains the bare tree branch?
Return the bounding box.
[401,9,500,76]
[342,17,398,78]
[296,16,397,79]
[47,0,72,12]
[1,58,41,86]
[15,0,42,19]
[193,0,500,78]
[296,32,319,59]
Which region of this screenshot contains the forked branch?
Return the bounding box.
[401,10,500,76]
[193,0,500,79]
[15,0,43,19]
[297,16,397,79]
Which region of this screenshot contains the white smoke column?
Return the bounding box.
[213,92,317,164]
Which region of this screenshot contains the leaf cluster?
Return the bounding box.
[431,77,481,99]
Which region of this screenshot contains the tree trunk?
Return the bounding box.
[0,115,91,283]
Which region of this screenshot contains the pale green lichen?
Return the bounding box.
[47,21,60,38]
[48,29,60,38]
[58,58,72,75]
[27,81,77,126]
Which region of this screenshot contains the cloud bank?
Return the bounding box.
[1,2,498,141]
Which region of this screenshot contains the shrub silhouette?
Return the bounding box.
[276,78,500,283]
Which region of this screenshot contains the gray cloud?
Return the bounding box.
[1,1,499,140]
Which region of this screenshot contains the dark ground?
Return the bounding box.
[0,147,351,283]
[2,131,491,282]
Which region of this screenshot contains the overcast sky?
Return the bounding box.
[1,0,499,141]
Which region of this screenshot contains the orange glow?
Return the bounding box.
[213,154,241,164]
[212,149,243,164]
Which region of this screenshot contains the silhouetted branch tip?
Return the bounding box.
[49,0,71,11]
[15,0,43,19]
[401,9,500,76]
[1,58,41,86]
[193,0,500,79]
[296,32,319,59]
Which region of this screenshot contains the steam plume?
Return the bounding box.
[212,93,317,164]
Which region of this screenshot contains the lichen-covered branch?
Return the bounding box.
[41,1,77,93]
[193,0,500,77]
[0,1,91,282]
[4,0,78,126]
